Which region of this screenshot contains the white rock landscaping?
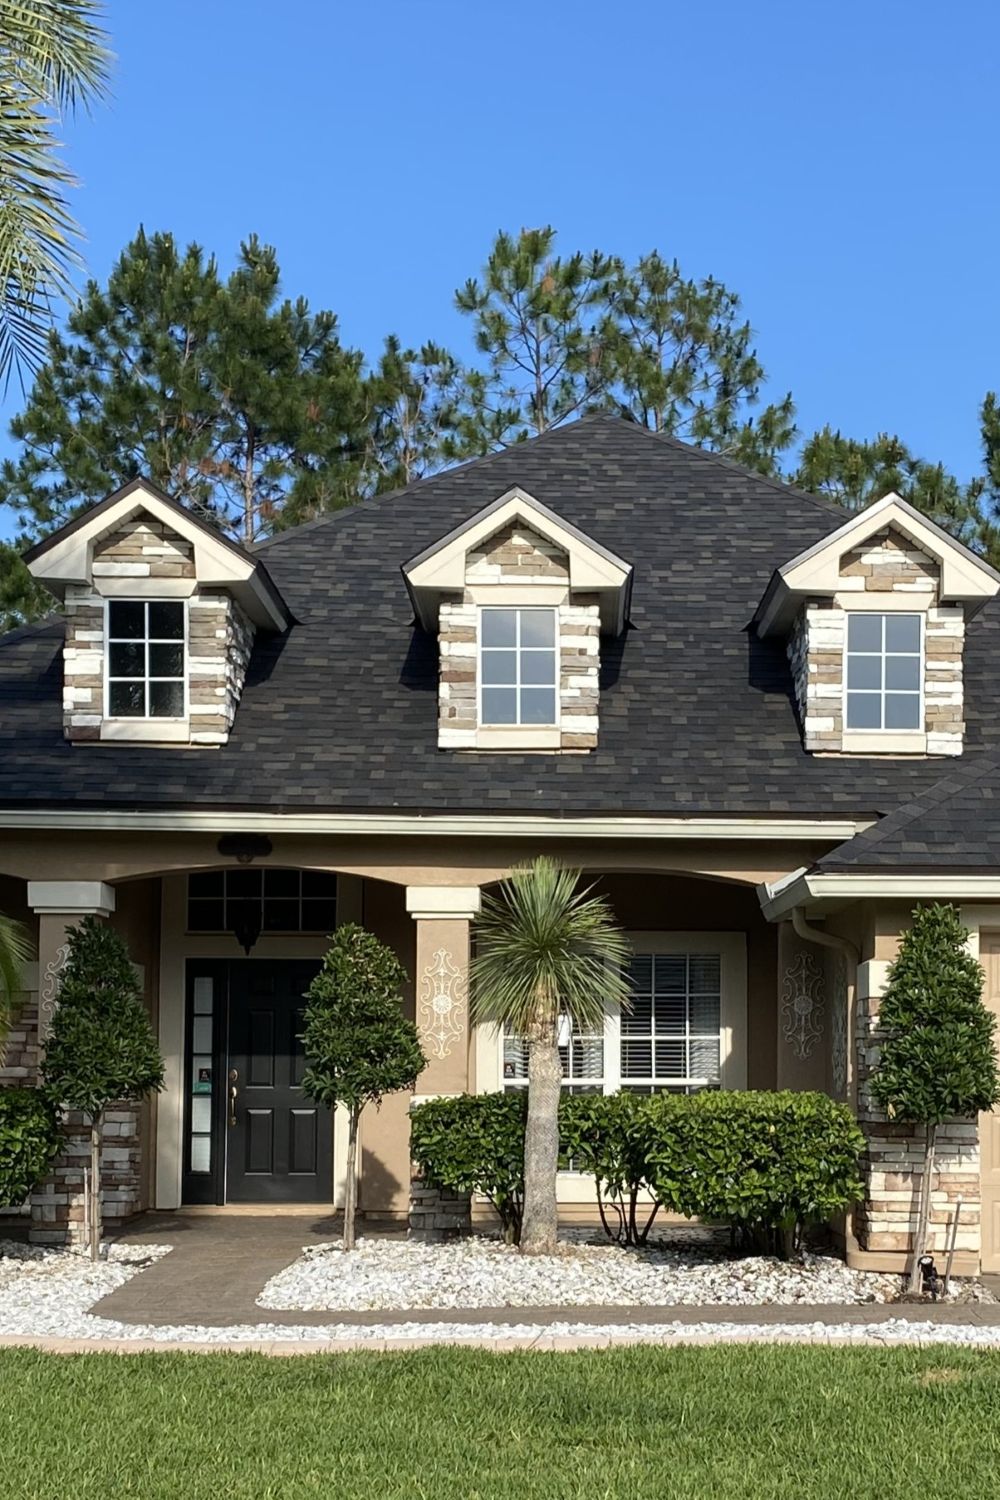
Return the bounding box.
[1,1235,998,1350]
[258,1234,905,1312]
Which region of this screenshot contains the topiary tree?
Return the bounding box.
[302,924,425,1251]
[41,917,164,1260]
[871,904,1000,1291]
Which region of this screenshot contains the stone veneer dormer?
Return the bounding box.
[24,477,289,747]
[402,487,632,754]
[755,492,999,758]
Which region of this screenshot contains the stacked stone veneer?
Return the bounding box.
[408,1176,472,1242]
[855,965,980,1260]
[788,525,965,755]
[438,521,601,750]
[63,508,255,744]
[0,992,143,1242]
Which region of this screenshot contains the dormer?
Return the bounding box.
[403,487,632,751]
[754,492,1000,757]
[24,478,289,746]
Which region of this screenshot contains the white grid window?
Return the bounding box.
[620,953,722,1093]
[480,608,558,726]
[845,612,922,731]
[503,1019,604,1095]
[107,599,186,719]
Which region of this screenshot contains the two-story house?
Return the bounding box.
[3,414,1000,1273]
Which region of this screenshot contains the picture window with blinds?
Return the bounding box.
[187,869,338,934]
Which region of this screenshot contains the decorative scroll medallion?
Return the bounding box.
[419,948,467,1060]
[38,942,71,1039]
[781,950,825,1061]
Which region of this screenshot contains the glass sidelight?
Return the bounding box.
[183,964,227,1205]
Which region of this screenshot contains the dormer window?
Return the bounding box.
[754,490,1000,757]
[107,600,187,719]
[22,476,289,746]
[480,608,558,726]
[845,613,922,732]
[403,486,632,752]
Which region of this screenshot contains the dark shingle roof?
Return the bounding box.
[4,413,1000,817]
[818,754,1000,870]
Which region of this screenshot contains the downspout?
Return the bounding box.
[790,906,864,1263]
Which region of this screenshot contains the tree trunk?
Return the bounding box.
[89,1116,102,1263]
[908,1121,937,1294]
[343,1105,360,1252]
[520,1035,561,1255]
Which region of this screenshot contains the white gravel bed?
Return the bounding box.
[3,1236,998,1349]
[0,1238,173,1337]
[257,1234,906,1312]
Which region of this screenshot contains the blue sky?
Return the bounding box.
[2,0,998,539]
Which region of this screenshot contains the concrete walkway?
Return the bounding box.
[90,1212,1000,1332]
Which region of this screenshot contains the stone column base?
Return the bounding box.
[408,1178,471,1243]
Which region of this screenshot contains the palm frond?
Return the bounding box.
[0,1,112,113]
[471,856,631,1035]
[0,1,111,383]
[0,911,33,1038]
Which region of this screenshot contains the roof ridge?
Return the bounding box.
[0,613,62,648]
[254,414,847,554]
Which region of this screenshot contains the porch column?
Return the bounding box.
[27,881,116,1041]
[405,885,481,1096]
[25,881,115,1246]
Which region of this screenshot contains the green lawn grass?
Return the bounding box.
[2,1344,1000,1499]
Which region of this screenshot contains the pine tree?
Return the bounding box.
[871,904,1000,1291]
[454,227,617,442]
[0,228,369,551]
[600,251,797,474]
[301,924,424,1250]
[41,916,163,1260]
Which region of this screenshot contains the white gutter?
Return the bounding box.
[0,809,872,840]
[759,869,1000,921]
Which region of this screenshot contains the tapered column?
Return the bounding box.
[405,886,481,1096]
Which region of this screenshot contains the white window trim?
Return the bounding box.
[842,610,924,737]
[102,597,189,728]
[474,931,747,1202]
[477,605,560,732]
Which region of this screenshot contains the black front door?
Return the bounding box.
[226,960,330,1203]
[183,959,331,1205]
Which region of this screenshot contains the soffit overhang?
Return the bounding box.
[401,486,634,634]
[754,491,1000,638]
[23,478,290,631]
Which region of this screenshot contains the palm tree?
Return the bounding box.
[0,911,32,1053]
[0,1,112,384]
[471,857,631,1255]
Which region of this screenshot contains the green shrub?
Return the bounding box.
[0,1087,59,1211]
[410,1093,527,1244]
[413,1089,865,1256]
[560,1091,661,1246]
[642,1090,865,1255]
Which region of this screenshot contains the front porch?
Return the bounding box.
[0,821,993,1274]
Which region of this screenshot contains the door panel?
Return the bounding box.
[980,938,1000,1272]
[226,959,331,1204]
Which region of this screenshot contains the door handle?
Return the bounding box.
[228,1068,239,1127]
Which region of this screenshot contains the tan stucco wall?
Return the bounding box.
[356,878,415,1215]
[0,829,838,891]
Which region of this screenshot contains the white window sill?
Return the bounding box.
[99,719,190,743]
[840,730,927,754]
[474,726,561,750]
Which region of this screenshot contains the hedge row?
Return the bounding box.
[410,1090,865,1254]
